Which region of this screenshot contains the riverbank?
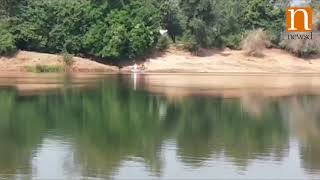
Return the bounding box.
[0,51,119,73]
[1,48,320,73]
[126,47,320,73]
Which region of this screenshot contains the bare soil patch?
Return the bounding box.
[121,47,320,73]
[0,51,119,73]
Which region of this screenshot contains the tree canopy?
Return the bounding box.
[0,0,318,60]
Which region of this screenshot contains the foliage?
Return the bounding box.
[12,0,161,60]
[1,0,316,60]
[242,29,270,57]
[243,0,285,45]
[158,0,182,43]
[177,0,285,51]
[0,21,16,55]
[0,0,26,17]
[221,35,244,50]
[83,0,161,59]
[211,0,247,49]
[156,35,170,51]
[13,0,92,54]
[181,34,200,54]
[178,0,216,48]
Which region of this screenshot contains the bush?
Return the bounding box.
[0,21,16,55]
[280,17,320,57]
[62,52,74,66]
[156,36,170,51]
[222,34,244,50]
[181,34,200,54]
[241,29,269,57]
[280,35,320,57]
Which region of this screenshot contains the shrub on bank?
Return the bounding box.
[181,34,200,54]
[280,17,320,58]
[241,29,270,57]
[156,36,170,51]
[222,34,244,50]
[280,35,320,57]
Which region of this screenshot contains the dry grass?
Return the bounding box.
[280,12,320,57]
[314,11,320,31]
[25,64,65,73]
[241,29,270,57]
[280,35,320,57]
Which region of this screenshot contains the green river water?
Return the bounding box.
[0,74,320,179]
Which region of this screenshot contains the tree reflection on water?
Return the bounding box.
[0,76,319,179]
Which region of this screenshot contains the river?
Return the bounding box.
[0,74,320,179]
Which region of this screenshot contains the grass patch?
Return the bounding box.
[25,64,65,73]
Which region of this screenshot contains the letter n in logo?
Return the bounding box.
[286,7,313,32]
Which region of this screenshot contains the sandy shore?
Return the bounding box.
[131,48,320,73]
[0,51,119,73]
[1,48,320,73]
[0,48,320,73]
[1,48,320,97]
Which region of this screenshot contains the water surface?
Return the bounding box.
[0,74,320,179]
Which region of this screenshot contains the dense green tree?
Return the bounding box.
[11,0,161,60]
[0,0,310,59]
[179,0,216,47]
[158,0,182,43]
[13,0,92,53]
[0,0,26,17]
[212,0,247,48]
[0,21,16,55]
[177,0,285,50]
[243,0,285,44]
[83,0,161,59]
